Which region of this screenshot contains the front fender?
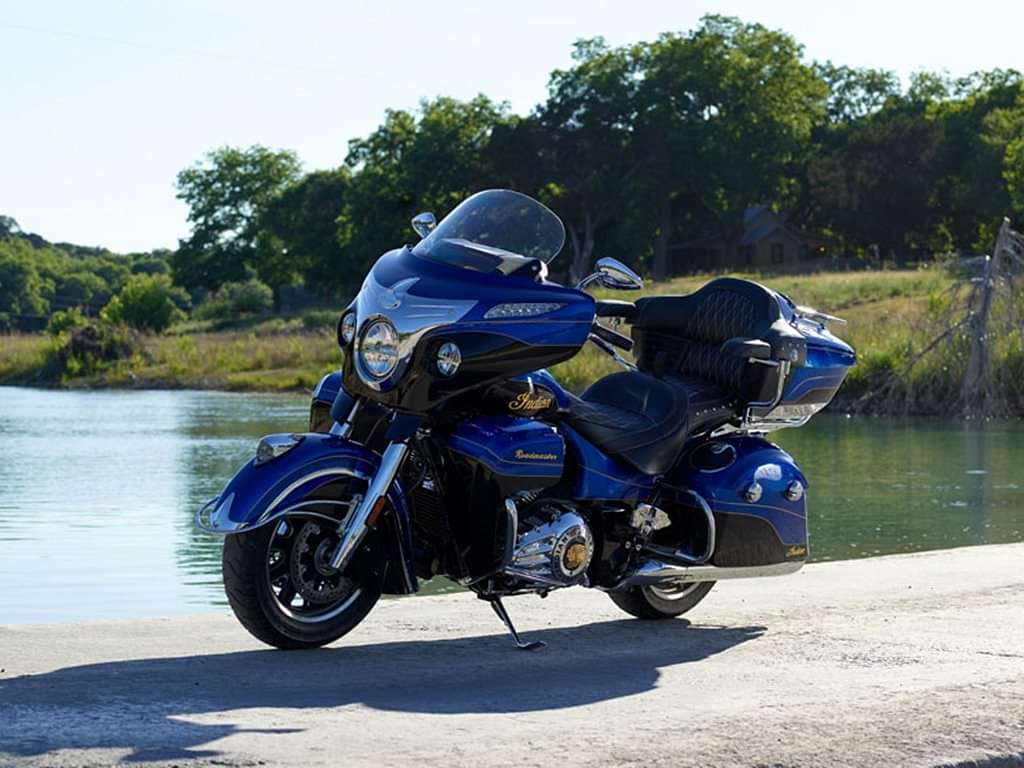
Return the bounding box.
[196,433,417,593]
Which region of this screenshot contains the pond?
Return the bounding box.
[1,386,1021,624]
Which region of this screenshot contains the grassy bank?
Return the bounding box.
[1,269,955,402]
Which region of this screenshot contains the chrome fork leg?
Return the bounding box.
[328,441,409,572]
[488,597,546,652]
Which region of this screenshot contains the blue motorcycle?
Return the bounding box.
[197,189,855,650]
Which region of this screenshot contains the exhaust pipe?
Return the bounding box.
[612,558,803,591]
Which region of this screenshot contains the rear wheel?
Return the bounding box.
[222,506,383,649]
[609,581,715,619]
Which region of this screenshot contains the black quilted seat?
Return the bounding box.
[631,277,805,403]
[566,371,736,475]
[566,278,805,475]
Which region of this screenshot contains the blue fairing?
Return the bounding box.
[671,435,808,549]
[361,247,594,394]
[202,433,417,593]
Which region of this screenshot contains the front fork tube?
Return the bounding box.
[328,440,409,572]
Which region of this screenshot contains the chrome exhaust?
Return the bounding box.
[612,559,804,591]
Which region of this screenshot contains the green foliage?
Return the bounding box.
[172,145,302,296]
[45,307,88,336]
[48,319,140,379]
[101,274,190,332]
[193,279,274,320]
[0,243,48,315]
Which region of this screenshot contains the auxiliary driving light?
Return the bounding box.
[436,342,462,376]
[255,433,304,466]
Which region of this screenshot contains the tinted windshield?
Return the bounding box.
[412,189,565,275]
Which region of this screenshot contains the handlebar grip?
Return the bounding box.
[594,299,636,321]
[591,322,634,352]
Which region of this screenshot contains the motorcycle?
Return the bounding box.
[197,189,856,651]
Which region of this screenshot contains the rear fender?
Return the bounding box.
[196,433,417,594]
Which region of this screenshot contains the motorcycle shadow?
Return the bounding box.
[0,618,763,763]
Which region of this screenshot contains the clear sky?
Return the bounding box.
[2,0,1022,253]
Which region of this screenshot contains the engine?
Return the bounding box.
[503,500,594,588]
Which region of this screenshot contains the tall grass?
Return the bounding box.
[0,269,960,402]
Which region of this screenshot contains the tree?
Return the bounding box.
[635,17,828,278]
[258,168,350,300]
[533,38,640,283]
[816,63,900,124]
[333,96,511,295]
[101,274,190,332]
[809,110,945,262]
[172,146,302,301]
[0,242,48,316]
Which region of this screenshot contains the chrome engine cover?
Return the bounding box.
[504,504,594,588]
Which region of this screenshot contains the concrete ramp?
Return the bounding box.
[1,544,1022,767]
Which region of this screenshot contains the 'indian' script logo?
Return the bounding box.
[508,391,554,412]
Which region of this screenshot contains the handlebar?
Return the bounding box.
[591,321,633,352]
[594,299,636,322]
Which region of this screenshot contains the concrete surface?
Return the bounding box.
[1,544,1022,768]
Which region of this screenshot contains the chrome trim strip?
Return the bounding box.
[194,467,371,535]
[611,559,803,590]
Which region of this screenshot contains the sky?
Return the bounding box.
[2,0,1023,253]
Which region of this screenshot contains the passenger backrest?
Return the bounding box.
[631,278,787,402]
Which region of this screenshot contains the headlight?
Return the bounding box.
[436,342,461,376]
[339,312,357,346]
[359,319,399,379]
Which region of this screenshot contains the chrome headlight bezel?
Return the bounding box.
[357,318,400,380]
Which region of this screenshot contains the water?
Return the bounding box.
[1,386,1022,624]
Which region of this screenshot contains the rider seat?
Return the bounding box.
[566,277,805,475]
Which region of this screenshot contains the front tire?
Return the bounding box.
[609,581,715,619]
[222,516,382,649]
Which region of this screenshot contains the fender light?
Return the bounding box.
[255,433,304,466]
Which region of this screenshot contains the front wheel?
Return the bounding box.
[222,512,383,649]
[609,581,715,619]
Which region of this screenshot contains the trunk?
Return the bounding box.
[272,285,283,314]
[652,198,672,282]
[569,209,595,285]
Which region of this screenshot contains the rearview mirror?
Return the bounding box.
[411,212,436,239]
[578,258,644,291]
[595,258,644,290]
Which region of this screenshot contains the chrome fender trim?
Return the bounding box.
[193,432,417,594]
[609,559,804,591]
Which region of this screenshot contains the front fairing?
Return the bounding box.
[342,247,594,413]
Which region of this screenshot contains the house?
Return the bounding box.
[673,205,832,273]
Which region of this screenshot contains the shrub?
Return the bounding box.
[45,307,88,336]
[101,274,189,332]
[49,319,140,378]
[194,279,273,320]
[301,309,337,329]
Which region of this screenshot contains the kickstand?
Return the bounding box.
[487,597,546,651]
